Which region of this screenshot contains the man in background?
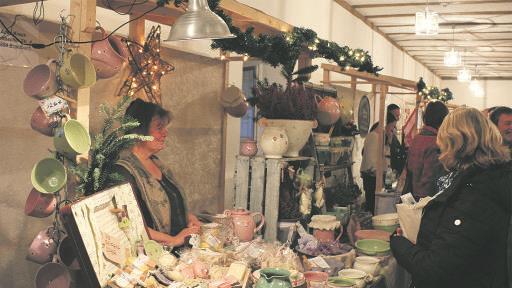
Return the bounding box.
[489,106,512,149]
[387,104,407,175]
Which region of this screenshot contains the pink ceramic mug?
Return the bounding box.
[91,27,128,79]
[27,226,61,264]
[24,188,57,218]
[30,106,61,137]
[35,262,72,288]
[23,59,58,99]
[225,101,249,118]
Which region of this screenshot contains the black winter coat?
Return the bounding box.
[390,163,512,288]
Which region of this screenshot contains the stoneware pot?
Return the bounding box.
[263,119,316,157]
[337,269,370,283]
[23,59,58,99]
[240,138,258,156]
[224,208,265,242]
[256,268,292,288]
[313,227,343,243]
[313,132,330,146]
[353,256,380,276]
[57,236,80,270]
[259,126,288,159]
[316,96,341,126]
[35,262,71,288]
[24,188,57,218]
[27,226,59,264]
[31,158,67,194]
[54,119,91,159]
[225,100,249,118]
[60,51,96,89]
[91,27,128,79]
[31,106,61,137]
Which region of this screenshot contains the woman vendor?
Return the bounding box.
[115,99,201,247]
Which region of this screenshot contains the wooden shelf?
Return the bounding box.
[319,162,354,172]
[237,155,315,162]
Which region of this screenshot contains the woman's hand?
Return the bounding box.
[173,226,201,246]
[188,213,202,228]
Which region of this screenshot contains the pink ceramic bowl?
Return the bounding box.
[25,188,57,218]
[355,229,391,242]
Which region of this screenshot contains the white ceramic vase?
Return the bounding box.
[264,119,316,157]
[260,126,288,159]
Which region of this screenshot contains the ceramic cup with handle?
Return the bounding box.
[57,235,81,270]
[26,226,61,264]
[30,106,62,137]
[60,51,97,89]
[34,261,72,288]
[23,59,59,99]
[53,118,91,160]
[31,158,67,194]
[91,27,129,79]
[24,188,57,218]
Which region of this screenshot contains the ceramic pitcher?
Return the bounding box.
[316,95,341,126]
[256,268,292,288]
[224,208,265,242]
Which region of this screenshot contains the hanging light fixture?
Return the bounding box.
[444,26,461,67]
[415,1,439,35]
[457,50,472,82]
[165,0,235,41]
[470,66,485,97]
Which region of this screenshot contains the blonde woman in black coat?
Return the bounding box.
[390,107,512,288]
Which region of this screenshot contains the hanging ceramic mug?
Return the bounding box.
[35,262,72,288]
[53,118,91,160]
[91,27,129,79]
[24,188,57,218]
[30,106,62,137]
[31,158,67,194]
[26,226,61,264]
[57,236,80,270]
[23,59,59,99]
[225,101,249,118]
[60,51,97,89]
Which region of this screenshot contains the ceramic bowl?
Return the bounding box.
[327,277,356,288]
[313,133,331,146]
[354,239,390,256]
[337,269,368,282]
[371,213,399,226]
[354,229,391,242]
[373,224,399,233]
[353,256,380,276]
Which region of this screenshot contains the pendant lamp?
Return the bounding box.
[165,0,235,41]
[415,3,439,36]
[444,26,461,67]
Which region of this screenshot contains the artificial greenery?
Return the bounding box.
[417,77,454,103]
[250,79,316,120]
[69,95,152,196]
[157,0,382,83]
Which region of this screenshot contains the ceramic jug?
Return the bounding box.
[316,95,341,126]
[240,138,258,156]
[224,208,265,242]
[256,268,292,288]
[259,126,288,159]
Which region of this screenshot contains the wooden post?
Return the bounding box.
[371,84,377,122]
[375,84,388,194]
[323,69,331,85]
[129,15,145,45]
[70,0,96,132]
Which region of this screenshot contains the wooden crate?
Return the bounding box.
[229,155,315,241]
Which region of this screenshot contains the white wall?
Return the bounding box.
[441,80,512,110]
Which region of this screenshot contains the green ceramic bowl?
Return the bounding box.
[355,239,390,256]
[31,158,67,194]
[327,277,356,287]
[373,224,399,233]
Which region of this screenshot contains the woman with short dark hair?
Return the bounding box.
[115,99,201,247]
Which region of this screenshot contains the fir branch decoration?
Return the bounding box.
[69,95,153,196]
[417,77,454,103]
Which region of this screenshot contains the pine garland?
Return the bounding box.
[417,77,454,103]
[68,95,153,196]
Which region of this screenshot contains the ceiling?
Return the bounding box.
[341,0,512,80]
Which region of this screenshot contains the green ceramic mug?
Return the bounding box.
[256,268,292,288]
[31,158,67,194]
[54,119,91,159]
[59,51,97,89]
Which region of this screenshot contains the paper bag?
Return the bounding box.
[395,197,432,244]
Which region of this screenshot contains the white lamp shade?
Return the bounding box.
[415,8,439,35]
[457,68,472,82]
[444,48,461,67]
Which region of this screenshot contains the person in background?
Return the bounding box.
[360,112,397,214]
[390,107,511,288]
[115,99,201,248]
[490,106,512,149]
[406,101,449,200]
[387,104,407,175]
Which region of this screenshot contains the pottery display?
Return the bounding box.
[27,226,60,264]
[337,269,369,283]
[30,106,60,137]
[372,213,399,233]
[259,126,288,159]
[353,256,380,276]
[224,208,265,242]
[354,239,390,256]
[31,158,67,194]
[53,119,91,159]
[316,96,341,126]
[256,268,292,288]
[326,277,356,288]
[263,119,315,157]
[240,138,258,156]
[24,188,57,218]
[309,215,342,243]
[23,59,58,99]
[59,51,96,89]
[91,27,128,79]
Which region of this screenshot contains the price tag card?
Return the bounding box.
[309,256,331,269]
[38,95,68,116]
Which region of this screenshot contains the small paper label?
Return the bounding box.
[118,218,131,230]
[246,243,264,258]
[206,234,221,248]
[38,96,68,116]
[102,232,124,265]
[309,256,331,269]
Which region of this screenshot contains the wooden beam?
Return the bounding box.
[321,80,371,84]
[442,76,512,80]
[353,0,511,9]
[396,38,512,42]
[378,22,512,28]
[0,0,40,7]
[387,31,512,36]
[333,0,438,77]
[129,14,145,45]
[367,11,512,19]
[321,63,417,90]
[70,0,96,132]
[375,84,388,195]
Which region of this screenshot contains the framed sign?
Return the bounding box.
[358,95,371,137]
